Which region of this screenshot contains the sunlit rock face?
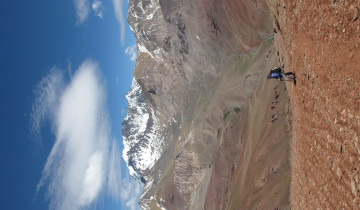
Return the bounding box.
[122,0,292,209]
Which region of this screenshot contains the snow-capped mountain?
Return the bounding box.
[128,0,168,61]
[122,78,164,183]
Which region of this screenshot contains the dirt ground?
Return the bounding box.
[267,0,360,208]
[222,42,292,210]
[194,38,292,210]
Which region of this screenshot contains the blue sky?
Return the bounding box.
[0,0,142,209]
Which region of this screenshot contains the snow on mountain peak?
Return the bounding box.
[122,78,164,182]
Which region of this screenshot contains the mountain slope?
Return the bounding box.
[122,0,292,209]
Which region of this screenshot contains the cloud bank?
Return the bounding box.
[112,0,126,45]
[32,59,141,210]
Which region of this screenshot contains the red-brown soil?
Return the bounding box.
[267,0,360,208]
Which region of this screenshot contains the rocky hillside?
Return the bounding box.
[122,0,360,209]
[122,0,292,209]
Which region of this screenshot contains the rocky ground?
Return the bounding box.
[267,0,360,208]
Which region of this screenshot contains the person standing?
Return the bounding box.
[267,67,296,85]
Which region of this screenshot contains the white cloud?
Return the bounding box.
[92,0,104,19]
[31,68,64,141]
[80,151,104,205]
[112,0,126,45]
[32,59,142,210]
[74,0,91,24]
[125,44,137,61]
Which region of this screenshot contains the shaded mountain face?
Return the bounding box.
[122,0,291,209]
